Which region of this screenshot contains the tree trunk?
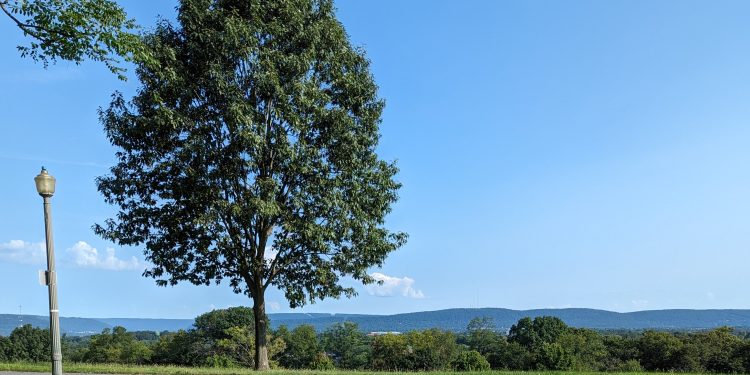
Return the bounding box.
[253,293,270,370]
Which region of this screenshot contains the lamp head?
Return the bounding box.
[34,167,56,197]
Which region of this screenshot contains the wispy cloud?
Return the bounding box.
[0,240,46,264]
[366,272,425,299]
[67,241,143,271]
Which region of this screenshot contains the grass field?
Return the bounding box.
[0,363,660,375]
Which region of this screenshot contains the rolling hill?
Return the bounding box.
[3,308,750,336]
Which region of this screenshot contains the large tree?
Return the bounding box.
[1,0,142,79]
[95,0,406,370]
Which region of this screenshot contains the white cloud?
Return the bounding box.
[67,241,142,271]
[0,240,46,264]
[366,272,425,299]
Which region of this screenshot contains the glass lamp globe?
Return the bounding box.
[34,167,56,197]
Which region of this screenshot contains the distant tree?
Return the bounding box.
[8,324,49,362]
[557,328,608,371]
[689,327,744,373]
[1,0,143,79]
[404,329,458,371]
[505,316,573,370]
[95,0,406,369]
[130,331,159,341]
[370,333,409,371]
[465,317,504,360]
[83,326,151,364]
[491,340,532,370]
[278,324,320,369]
[737,340,750,373]
[537,342,573,370]
[601,334,640,371]
[321,322,370,369]
[194,307,254,342]
[638,330,684,371]
[674,335,703,373]
[62,334,90,362]
[0,335,11,361]
[508,316,569,350]
[467,316,497,332]
[151,329,201,366]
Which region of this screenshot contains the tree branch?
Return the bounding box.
[0,2,78,40]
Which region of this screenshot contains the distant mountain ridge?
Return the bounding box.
[3,308,750,336]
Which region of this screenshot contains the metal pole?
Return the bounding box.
[42,196,62,375]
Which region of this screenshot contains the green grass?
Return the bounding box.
[0,364,698,375]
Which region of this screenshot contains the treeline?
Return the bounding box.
[4,308,750,372]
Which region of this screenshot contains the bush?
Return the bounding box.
[451,350,491,371]
[617,359,643,372]
[312,352,335,370]
[202,353,236,368]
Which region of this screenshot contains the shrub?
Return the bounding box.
[617,359,643,372]
[312,352,335,370]
[451,350,491,371]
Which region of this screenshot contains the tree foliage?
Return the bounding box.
[1,0,143,79]
[194,307,254,342]
[450,350,491,371]
[404,329,458,371]
[95,0,406,369]
[320,322,370,369]
[465,317,503,358]
[508,316,570,350]
[637,330,685,371]
[0,335,10,362]
[277,324,320,369]
[82,326,151,364]
[5,316,750,372]
[151,330,197,366]
[7,324,50,362]
[370,333,408,371]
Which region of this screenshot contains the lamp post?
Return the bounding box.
[34,167,62,375]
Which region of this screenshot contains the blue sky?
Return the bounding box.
[2,0,750,319]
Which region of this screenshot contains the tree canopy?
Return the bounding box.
[1,0,143,79]
[95,0,406,369]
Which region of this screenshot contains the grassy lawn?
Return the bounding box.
[0,363,660,375]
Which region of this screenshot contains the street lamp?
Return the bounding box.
[34,167,62,375]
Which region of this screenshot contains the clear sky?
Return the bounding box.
[1,0,750,319]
